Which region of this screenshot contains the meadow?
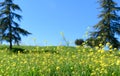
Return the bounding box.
[0,45,120,76]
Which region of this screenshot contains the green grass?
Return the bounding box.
[0,45,120,76]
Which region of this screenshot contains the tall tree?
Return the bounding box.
[0,0,31,49]
[90,0,120,49]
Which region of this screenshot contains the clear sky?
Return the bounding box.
[13,0,120,46]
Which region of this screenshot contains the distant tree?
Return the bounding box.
[90,0,120,49]
[75,39,84,46]
[0,0,31,49]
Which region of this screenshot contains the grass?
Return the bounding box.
[0,45,120,76]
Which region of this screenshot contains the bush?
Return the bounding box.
[75,39,84,46]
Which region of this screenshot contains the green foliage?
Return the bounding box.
[0,0,31,49]
[86,37,104,48]
[86,37,98,47]
[90,0,120,49]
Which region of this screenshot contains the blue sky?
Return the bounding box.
[13,0,120,46]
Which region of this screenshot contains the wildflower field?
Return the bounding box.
[0,45,120,76]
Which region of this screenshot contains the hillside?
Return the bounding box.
[0,45,120,76]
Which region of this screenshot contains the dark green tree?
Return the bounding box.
[86,37,102,48]
[91,0,120,49]
[0,0,31,49]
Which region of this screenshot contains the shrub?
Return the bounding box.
[75,39,84,46]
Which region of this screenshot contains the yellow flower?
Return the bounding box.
[72,55,76,58]
[56,66,60,70]
[23,61,27,64]
[12,63,16,67]
[66,52,69,55]
[95,46,99,50]
[97,36,101,39]
[109,49,112,52]
[99,44,102,47]
[109,45,113,49]
[106,42,110,46]
[70,67,73,70]
[116,60,120,65]
[76,46,80,49]
[95,68,99,71]
[112,72,115,76]
[98,49,104,53]
[114,48,117,51]
[32,67,35,71]
[18,51,20,54]
[90,72,96,76]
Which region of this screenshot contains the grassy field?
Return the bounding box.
[0,45,120,76]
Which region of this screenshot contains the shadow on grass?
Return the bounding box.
[44,49,57,53]
[0,45,73,54]
[10,48,58,54]
[10,48,28,53]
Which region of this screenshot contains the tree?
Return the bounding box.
[75,39,84,46]
[86,37,103,48]
[0,0,31,49]
[91,0,120,49]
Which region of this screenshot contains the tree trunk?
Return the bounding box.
[9,24,12,50]
[8,2,12,50]
[10,39,12,49]
[9,15,12,50]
